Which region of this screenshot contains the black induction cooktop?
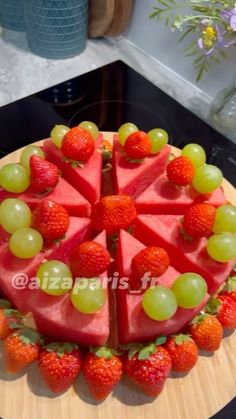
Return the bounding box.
[0,60,235,186]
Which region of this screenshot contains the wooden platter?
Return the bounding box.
[0,134,236,419]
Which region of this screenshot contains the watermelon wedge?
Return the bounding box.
[43,134,103,204]
[0,177,91,217]
[116,230,209,343]
[135,215,235,294]
[135,174,227,215]
[112,135,170,199]
[0,217,91,313]
[31,230,110,346]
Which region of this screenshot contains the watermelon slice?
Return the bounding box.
[0,177,91,217]
[31,230,110,346]
[43,134,103,204]
[135,215,235,294]
[0,217,91,313]
[112,135,170,199]
[135,174,227,215]
[116,230,209,343]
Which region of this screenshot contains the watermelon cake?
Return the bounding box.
[0,121,235,400]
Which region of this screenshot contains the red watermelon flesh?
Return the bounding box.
[112,135,170,199]
[31,230,110,346]
[0,177,91,217]
[134,174,227,215]
[43,134,103,204]
[119,293,208,344]
[0,217,91,313]
[135,214,235,294]
[116,230,209,343]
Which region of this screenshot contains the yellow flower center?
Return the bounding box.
[202,26,218,49]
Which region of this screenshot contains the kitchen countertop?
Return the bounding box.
[0,29,212,122]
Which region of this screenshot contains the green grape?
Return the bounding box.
[37,260,72,296]
[0,163,30,193]
[20,146,45,171]
[71,277,106,314]
[118,123,139,145]
[171,273,207,309]
[0,198,32,234]
[9,228,43,259]
[148,128,169,154]
[213,205,236,234]
[192,164,223,194]
[207,232,236,262]
[181,143,206,169]
[142,286,177,321]
[79,121,99,140]
[50,125,70,148]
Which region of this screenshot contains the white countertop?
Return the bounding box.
[0,28,231,141]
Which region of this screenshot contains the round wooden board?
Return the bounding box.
[0,133,235,419]
[88,0,115,38]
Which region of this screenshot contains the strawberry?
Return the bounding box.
[32,200,69,241]
[70,241,110,278]
[83,347,123,400]
[221,276,236,302]
[206,295,236,329]
[182,203,216,238]
[39,342,81,393]
[167,156,195,186]
[123,340,171,397]
[164,334,198,372]
[124,131,151,160]
[4,327,40,373]
[0,300,22,340]
[189,314,223,352]
[91,195,137,235]
[30,155,59,194]
[102,139,113,162]
[131,247,170,289]
[61,127,95,163]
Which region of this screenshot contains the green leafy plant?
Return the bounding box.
[150,0,236,80]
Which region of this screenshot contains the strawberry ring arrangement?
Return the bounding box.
[0,121,236,400]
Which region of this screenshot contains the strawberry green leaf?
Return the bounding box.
[190,313,207,325]
[126,157,144,164]
[19,328,40,345]
[92,346,120,359]
[3,309,21,318]
[155,336,167,346]
[138,343,156,360]
[225,277,236,292]
[0,299,11,309]
[205,297,221,315]
[174,334,191,345]
[128,344,144,360]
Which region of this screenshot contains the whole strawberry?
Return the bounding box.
[39,342,81,393]
[124,131,151,160]
[83,347,123,400]
[221,276,236,302]
[32,200,69,241]
[0,300,22,340]
[183,203,216,238]
[92,195,137,235]
[70,241,110,278]
[189,314,223,352]
[131,247,170,289]
[124,341,172,397]
[4,327,40,373]
[167,156,195,186]
[164,334,198,373]
[30,155,59,194]
[206,295,236,329]
[62,127,95,162]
